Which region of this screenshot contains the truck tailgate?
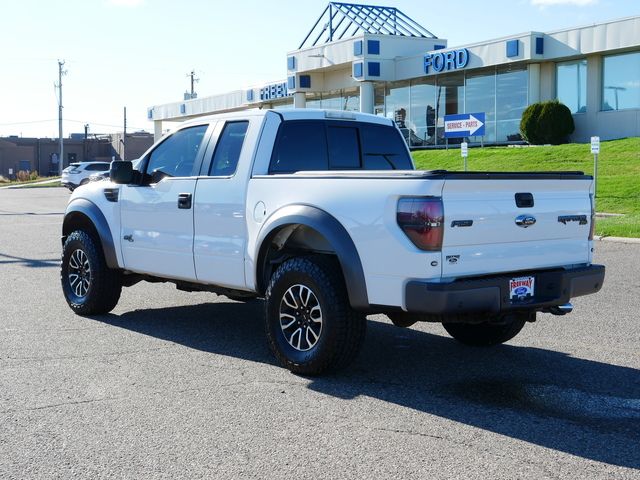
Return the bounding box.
[441,174,593,278]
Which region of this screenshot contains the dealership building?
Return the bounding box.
[148,3,640,146]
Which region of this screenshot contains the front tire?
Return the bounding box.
[442,316,527,346]
[265,256,366,375]
[61,230,122,315]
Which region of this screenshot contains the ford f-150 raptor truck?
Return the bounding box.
[60,109,605,375]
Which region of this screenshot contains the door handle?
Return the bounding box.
[178,193,192,209]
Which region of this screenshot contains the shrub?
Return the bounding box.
[16,170,30,182]
[520,100,575,145]
[30,170,39,181]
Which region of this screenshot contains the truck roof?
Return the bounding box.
[179,108,395,128]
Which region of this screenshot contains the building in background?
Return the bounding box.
[148,3,640,146]
[0,132,153,177]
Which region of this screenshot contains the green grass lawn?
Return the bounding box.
[412,137,640,238]
[19,180,62,188]
[0,176,61,186]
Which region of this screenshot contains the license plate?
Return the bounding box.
[510,276,535,302]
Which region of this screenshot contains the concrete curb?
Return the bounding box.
[594,235,640,244]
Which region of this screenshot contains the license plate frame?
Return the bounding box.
[509,276,535,303]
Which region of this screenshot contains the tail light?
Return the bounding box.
[589,194,595,240]
[397,197,444,251]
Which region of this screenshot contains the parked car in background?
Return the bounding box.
[61,162,111,191]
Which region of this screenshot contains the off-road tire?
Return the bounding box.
[265,255,366,375]
[61,230,122,315]
[442,317,527,346]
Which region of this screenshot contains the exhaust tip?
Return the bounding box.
[548,303,573,316]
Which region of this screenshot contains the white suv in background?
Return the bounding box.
[61,162,111,191]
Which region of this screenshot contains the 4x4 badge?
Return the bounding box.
[515,215,536,228]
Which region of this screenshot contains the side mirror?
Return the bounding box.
[110,161,134,184]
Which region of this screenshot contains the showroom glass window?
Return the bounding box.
[273,99,293,110]
[557,60,587,113]
[321,90,344,110]
[410,77,436,146]
[385,80,410,133]
[436,72,464,143]
[496,66,528,142]
[465,69,496,143]
[374,84,386,117]
[602,51,640,111]
[306,93,322,109]
[343,87,360,111]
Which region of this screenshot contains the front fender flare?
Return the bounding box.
[256,205,369,310]
[63,199,119,269]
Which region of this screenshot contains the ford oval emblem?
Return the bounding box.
[515,215,536,228]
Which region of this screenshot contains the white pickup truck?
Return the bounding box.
[60,109,605,374]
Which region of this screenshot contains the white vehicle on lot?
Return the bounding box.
[60,109,605,374]
[61,162,111,191]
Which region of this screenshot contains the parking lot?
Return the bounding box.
[0,187,638,479]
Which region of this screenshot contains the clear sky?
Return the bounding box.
[1,0,638,138]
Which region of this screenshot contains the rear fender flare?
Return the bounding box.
[255,205,369,310]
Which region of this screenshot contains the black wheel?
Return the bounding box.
[442,316,527,346]
[265,255,366,375]
[61,230,122,315]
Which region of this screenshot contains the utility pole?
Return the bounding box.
[187,70,199,99]
[123,106,127,160]
[84,124,89,161]
[55,60,67,175]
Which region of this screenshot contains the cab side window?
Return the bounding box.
[269,121,328,173]
[146,125,208,178]
[209,121,249,176]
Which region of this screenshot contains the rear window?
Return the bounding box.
[360,124,412,170]
[87,163,110,171]
[327,126,360,169]
[269,120,412,174]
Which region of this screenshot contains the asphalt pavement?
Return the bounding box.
[0,187,638,479]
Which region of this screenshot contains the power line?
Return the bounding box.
[0,118,149,131]
[0,119,58,126]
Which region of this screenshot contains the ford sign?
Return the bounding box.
[424,48,469,74]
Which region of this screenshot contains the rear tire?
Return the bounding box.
[61,230,122,315]
[442,316,527,346]
[265,255,366,375]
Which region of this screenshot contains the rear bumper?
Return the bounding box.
[404,264,605,315]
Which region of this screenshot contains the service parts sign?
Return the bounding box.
[444,113,486,138]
